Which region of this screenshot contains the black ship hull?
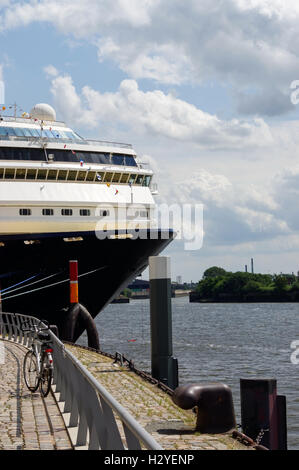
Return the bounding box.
[0,229,174,340]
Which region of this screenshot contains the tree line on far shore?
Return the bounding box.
[192,266,299,302]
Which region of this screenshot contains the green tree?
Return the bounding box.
[242,280,262,294]
[273,275,288,292]
[203,266,227,279]
[196,277,218,298]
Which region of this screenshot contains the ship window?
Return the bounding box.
[26,169,37,180]
[30,129,41,137]
[104,172,113,183]
[0,127,9,136]
[112,172,121,183]
[128,174,137,185]
[125,155,137,167]
[16,168,26,179]
[68,170,77,181]
[4,168,15,179]
[0,168,3,178]
[14,128,25,137]
[57,170,68,180]
[120,173,129,184]
[136,175,144,185]
[47,169,58,180]
[19,208,31,216]
[47,129,57,139]
[140,210,149,218]
[4,127,16,136]
[53,130,62,139]
[86,171,96,181]
[42,130,54,139]
[77,171,86,181]
[95,172,104,182]
[100,210,110,217]
[0,147,138,166]
[37,169,48,180]
[42,208,54,216]
[25,128,36,137]
[143,175,151,187]
[80,209,91,216]
[61,209,73,216]
[112,154,125,165]
[23,129,32,137]
[57,131,69,140]
[64,131,74,140]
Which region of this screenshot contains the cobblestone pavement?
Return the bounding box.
[0,340,72,450]
[66,344,251,451]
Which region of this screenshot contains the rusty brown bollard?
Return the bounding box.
[172,383,236,433]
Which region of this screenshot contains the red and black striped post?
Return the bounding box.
[69,260,79,304]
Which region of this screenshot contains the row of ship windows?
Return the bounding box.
[19,209,149,217]
[0,126,81,141]
[0,148,137,167]
[0,167,151,186]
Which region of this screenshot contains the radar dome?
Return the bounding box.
[30,103,56,122]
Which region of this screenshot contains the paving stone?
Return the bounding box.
[0,340,72,451]
[66,344,252,451]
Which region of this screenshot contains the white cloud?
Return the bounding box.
[47,70,273,149]
[2,0,299,114]
[43,65,59,78]
[157,167,292,250]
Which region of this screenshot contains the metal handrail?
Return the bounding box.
[0,134,133,149]
[0,312,162,450]
[85,139,132,149]
[0,116,66,126]
[0,135,85,144]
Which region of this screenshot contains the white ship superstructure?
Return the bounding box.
[0,103,173,341]
[0,103,156,236]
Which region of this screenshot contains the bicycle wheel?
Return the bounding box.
[40,362,53,397]
[23,350,40,392]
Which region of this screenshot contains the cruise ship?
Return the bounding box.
[0,103,174,340]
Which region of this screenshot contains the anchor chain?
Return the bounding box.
[255,428,269,446]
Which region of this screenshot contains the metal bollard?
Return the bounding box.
[172,383,236,433]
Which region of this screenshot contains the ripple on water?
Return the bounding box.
[78,298,299,449]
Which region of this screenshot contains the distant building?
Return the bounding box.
[176,275,182,284]
[127,279,150,299]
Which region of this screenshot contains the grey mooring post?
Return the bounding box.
[149,256,178,390]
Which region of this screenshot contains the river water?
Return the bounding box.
[79,298,299,449]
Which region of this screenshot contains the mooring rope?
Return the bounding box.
[1,266,107,301]
[1,272,62,297]
[0,274,40,294]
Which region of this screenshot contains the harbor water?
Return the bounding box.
[79,297,299,450]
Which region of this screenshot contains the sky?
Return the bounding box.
[1,0,299,281]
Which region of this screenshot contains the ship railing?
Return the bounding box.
[0,134,88,145]
[0,135,86,145]
[0,312,162,451]
[0,116,67,126]
[0,134,133,149]
[85,139,133,149]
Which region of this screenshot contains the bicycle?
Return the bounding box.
[21,319,54,397]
